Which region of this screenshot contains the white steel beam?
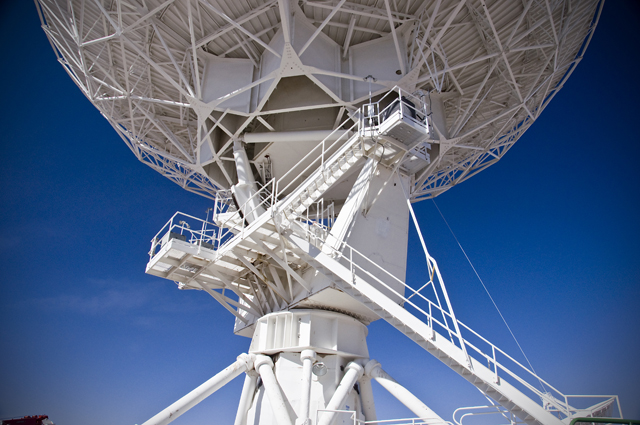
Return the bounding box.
[254,355,293,425]
[298,0,347,57]
[365,360,447,425]
[141,353,255,425]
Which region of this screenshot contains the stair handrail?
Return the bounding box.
[214,178,276,250]
[292,220,587,420]
[452,405,512,425]
[189,123,362,257]
[300,220,458,334]
[275,120,359,198]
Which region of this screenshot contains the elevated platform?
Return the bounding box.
[144,88,620,425]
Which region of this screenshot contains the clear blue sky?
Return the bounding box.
[0,2,638,424]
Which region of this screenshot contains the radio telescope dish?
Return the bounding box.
[35,0,601,201]
[36,1,620,425]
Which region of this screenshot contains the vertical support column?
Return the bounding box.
[323,157,376,254]
[297,349,316,425]
[317,362,364,425]
[255,355,294,425]
[234,370,258,425]
[364,360,447,425]
[232,140,265,223]
[358,376,377,422]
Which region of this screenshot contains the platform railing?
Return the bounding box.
[211,178,276,252]
[316,409,450,425]
[148,211,218,259]
[149,86,429,262]
[358,86,430,140]
[149,179,275,261]
[452,397,621,425]
[452,405,517,425]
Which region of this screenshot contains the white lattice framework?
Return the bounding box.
[36,2,620,423]
[35,0,602,201]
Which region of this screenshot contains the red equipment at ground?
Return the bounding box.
[1,416,51,425]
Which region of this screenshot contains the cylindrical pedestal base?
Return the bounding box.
[243,309,370,425]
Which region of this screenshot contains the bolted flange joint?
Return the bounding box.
[253,354,274,371]
[301,349,316,363]
[364,359,382,379]
[345,361,365,380]
[236,353,256,372]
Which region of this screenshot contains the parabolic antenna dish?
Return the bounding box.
[36,0,601,201]
[36,2,617,425]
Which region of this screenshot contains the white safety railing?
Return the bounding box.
[300,219,461,345]
[149,211,218,259]
[145,85,620,423]
[316,409,451,425]
[149,180,276,260]
[211,178,276,252]
[148,86,428,264]
[453,404,522,425]
[357,87,430,140]
[294,220,620,423]
[298,198,336,241]
[453,398,620,425]
[149,122,360,262]
[547,395,621,420]
[275,120,360,197]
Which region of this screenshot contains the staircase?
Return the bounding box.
[146,90,616,424]
[276,132,363,227]
[284,232,566,425]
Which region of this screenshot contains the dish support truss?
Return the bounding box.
[35,0,605,202]
[145,104,621,425]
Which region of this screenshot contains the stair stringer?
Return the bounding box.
[212,132,362,260]
[277,133,363,223]
[285,233,564,425]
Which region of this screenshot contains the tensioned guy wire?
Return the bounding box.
[431,198,547,393]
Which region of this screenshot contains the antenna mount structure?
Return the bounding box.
[36,1,620,424]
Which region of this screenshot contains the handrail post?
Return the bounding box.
[350,247,354,284]
[214,192,219,223]
[200,215,206,245]
[492,345,499,384]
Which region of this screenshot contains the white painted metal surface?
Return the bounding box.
[36,1,619,425]
[138,108,620,424]
[255,354,295,425]
[364,360,447,425]
[35,0,603,201]
[317,362,364,425]
[141,353,255,425]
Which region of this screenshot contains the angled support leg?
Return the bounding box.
[142,353,255,425]
[255,354,294,425]
[364,360,447,425]
[317,361,364,425]
[234,369,258,425]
